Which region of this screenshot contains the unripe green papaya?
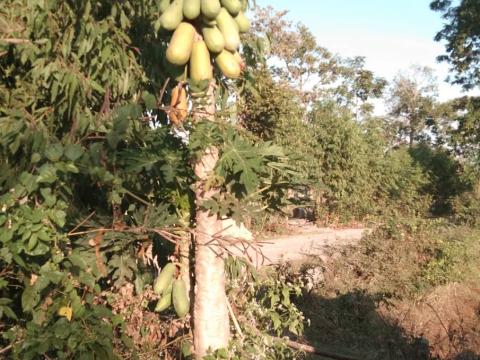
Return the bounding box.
[234,11,250,33]
[190,40,213,82]
[216,8,240,51]
[172,279,189,317]
[183,0,200,19]
[201,0,221,19]
[159,0,171,13]
[155,282,173,312]
[202,26,225,53]
[166,22,195,65]
[160,0,184,31]
[221,0,241,16]
[215,50,241,79]
[153,263,176,295]
[155,292,172,312]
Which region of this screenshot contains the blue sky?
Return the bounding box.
[254,0,476,103]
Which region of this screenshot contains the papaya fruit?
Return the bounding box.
[234,11,250,33]
[155,292,172,312]
[175,86,189,121]
[201,0,221,19]
[153,263,176,295]
[215,50,241,79]
[172,279,189,317]
[202,17,217,27]
[202,25,225,53]
[170,84,182,108]
[190,40,213,82]
[183,0,200,19]
[216,8,240,51]
[166,22,195,65]
[232,51,245,70]
[221,0,241,16]
[160,0,184,31]
[159,0,171,13]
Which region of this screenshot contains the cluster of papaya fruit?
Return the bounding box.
[154,262,189,318]
[160,0,250,81]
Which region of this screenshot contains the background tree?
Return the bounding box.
[387,65,438,147]
[431,0,480,90]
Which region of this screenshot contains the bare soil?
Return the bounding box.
[242,220,369,267]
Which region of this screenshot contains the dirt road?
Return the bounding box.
[232,223,369,267]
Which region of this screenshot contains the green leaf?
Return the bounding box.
[21,285,40,312]
[48,209,66,227]
[45,143,64,162]
[20,172,38,193]
[142,91,156,110]
[36,164,58,184]
[69,253,87,270]
[64,144,84,161]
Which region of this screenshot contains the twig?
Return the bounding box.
[68,211,96,236]
[124,189,151,207]
[0,38,30,44]
[227,298,244,340]
[425,302,459,353]
[0,343,13,355]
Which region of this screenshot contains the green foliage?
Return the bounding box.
[0,0,193,357]
[452,181,480,227]
[224,257,305,359]
[431,0,480,90]
[409,143,470,215]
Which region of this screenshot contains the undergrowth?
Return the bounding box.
[293,218,480,360]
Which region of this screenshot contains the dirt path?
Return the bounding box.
[233,222,369,267]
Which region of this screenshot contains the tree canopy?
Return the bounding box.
[431,0,480,89]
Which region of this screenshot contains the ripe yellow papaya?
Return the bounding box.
[159,0,171,13]
[215,50,241,79]
[201,0,221,19]
[175,86,188,121]
[234,11,250,33]
[190,40,213,82]
[172,279,189,317]
[202,25,225,53]
[183,0,200,19]
[170,84,182,107]
[216,8,240,51]
[160,0,184,31]
[221,0,241,16]
[166,22,195,65]
[153,263,176,295]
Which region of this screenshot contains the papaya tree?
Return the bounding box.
[153,0,295,358]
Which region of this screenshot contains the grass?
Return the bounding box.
[292,219,480,360]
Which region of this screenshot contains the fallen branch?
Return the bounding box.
[274,337,361,360]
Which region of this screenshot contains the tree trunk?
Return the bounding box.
[192,81,230,358]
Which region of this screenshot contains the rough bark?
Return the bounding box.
[192,81,230,358]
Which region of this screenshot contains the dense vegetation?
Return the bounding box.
[0,0,479,359]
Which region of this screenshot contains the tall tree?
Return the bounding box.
[431,0,480,89]
[388,66,438,147]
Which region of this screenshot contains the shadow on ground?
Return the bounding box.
[294,290,479,360]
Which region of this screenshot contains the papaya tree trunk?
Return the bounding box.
[193,81,230,358]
